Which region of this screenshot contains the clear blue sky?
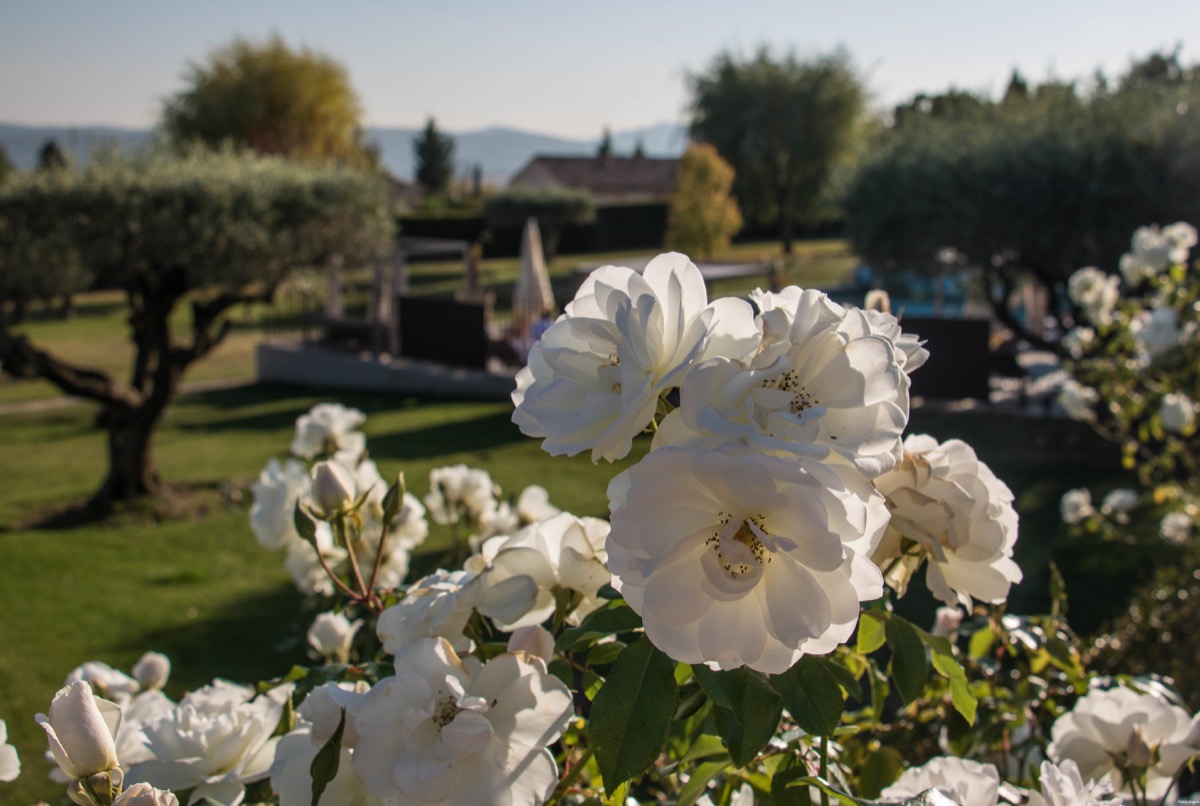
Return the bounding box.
[2,0,1196,137]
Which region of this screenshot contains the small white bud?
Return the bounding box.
[130,652,171,691]
[311,460,358,516]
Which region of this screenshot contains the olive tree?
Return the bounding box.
[844,61,1200,348]
[0,149,394,512]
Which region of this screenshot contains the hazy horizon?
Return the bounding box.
[3,0,1198,140]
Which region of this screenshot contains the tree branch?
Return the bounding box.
[0,327,143,409]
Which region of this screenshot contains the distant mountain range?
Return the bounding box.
[0,121,689,183]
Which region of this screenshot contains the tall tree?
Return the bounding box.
[0,143,13,186]
[0,150,393,514]
[597,127,613,160]
[37,139,70,172]
[665,143,742,258]
[162,36,374,167]
[844,55,1200,350]
[689,47,865,253]
[413,117,456,195]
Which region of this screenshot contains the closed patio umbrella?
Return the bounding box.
[512,217,555,324]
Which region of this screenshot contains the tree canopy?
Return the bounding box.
[843,51,1200,348]
[0,148,394,510]
[664,143,742,258]
[162,36,374,168]
[413,117,456,196]
[689,47,866,253]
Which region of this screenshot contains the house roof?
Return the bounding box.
[509,155,679,201]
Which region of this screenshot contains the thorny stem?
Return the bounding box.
[337,515,372,604]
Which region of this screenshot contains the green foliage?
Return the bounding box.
[589,635,678,792]
[843,52,1200,345]
[0,148,394,300]
[689,47,866,251]
[483,187,596,261]
[162,36,374,168]
[692,666,783,766]
[665,143,743,258]
[413,117,456,196]
[0,142,15,186]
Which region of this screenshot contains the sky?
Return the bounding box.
[2,0,1198,138]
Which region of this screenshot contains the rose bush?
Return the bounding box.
[15,248,1199,806]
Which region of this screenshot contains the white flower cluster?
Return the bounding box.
[1047,684,1200,803]
[512,253,1020,672]
[250,403,429,596]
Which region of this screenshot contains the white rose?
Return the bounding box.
[506,625,557,663]
[249,458,310,551]
[64,661,140,703]
[662,287,913,478]
[880,756,1000,805]
[127,682,282,806]
[479,512,611,630]
[424,464,500,528]
[512,252,759,462]
[310,460,359,516]
[1023,759,1121,806]
[1067,267,1120,327]
[1160,392,1196,434]
[130,653,171,692]
[36,681,122,781]
[871,435,1022,608]
[1099,489,1137,517]
[290,403,366,461]
[1060,489,1095,525]
[307,612,363,662]
[111,782,180,806]
[1160,511,1192,545]
[607,447,887,673]
[0,719,20,783]
[1058,380,1099,422]
[353,638,573,805]
[1130,305,1181,357]
[1047,685,1199,802]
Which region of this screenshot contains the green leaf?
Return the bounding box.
[857,612,887,654]
[926,635,977,725]
[692,666,784,766]
[310,706,346,806]
[885,615,929,705]
[770,754,818,805]
[967,626,996,660]
[676,758,732,806]
[556,601,642,652]
[293,500,318,546]
[588,635,678,793]
[771,655,846,736]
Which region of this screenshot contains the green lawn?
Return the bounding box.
[0,376,1140,805]
[0,237,1149,805]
